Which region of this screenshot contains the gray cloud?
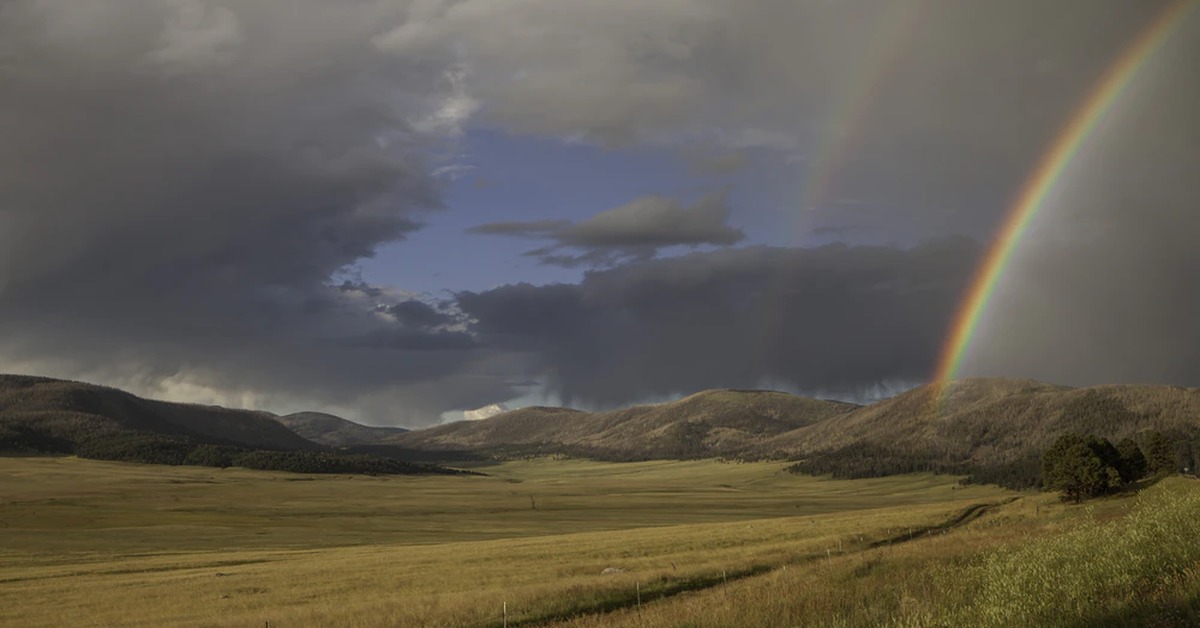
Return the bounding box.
[438,0,1200,393]
[385,300,456,330]
[562,193,743,248]
[0,0,511,426]
[1,0,1196,426]
[375,0,1178,237]
[683,149,749,176]
[470,192,744,266]
[458,239,981,406]
[960,25,1200,387]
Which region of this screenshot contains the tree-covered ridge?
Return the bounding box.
[0,374,315,450]
[0,374,467,475]
[787,429,1194,494]
[784,445,1043,489]
[1,426,466,475]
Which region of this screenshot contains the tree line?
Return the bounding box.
[783,444,1043,489]
[1,427,465,475]
[784,429,1193,495]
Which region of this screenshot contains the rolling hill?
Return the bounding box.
[384,378,1200,485]
[772,378,1200,483]
[274,412,409,447]
[385,389,859,459]
[0,374,459,475]
[7,372,1200,485]
[0,374,316,452]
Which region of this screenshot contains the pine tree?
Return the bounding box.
[1115,437,1147,483]
[1143,431,1176,476]
[1042,433,1123,503]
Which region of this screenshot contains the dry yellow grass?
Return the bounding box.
[554,480,1200,628]
[0,456,1012,626]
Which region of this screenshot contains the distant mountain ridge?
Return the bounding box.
[775,378,1200,482]
[0,374,458,475]
[385,389,859,459]
[0,374,315,452]
[7,373,1200,486]
[274,412,408,447]
[382,379,1200,485]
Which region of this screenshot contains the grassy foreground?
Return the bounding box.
[557,478,1200,628]
[1,456,1010,626]
[5,457,1199,626]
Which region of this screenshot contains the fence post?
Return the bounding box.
[636,581,642,624]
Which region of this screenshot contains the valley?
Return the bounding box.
[6,376,1200,626]
[1,456,1012,626]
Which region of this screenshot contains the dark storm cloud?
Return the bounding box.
[425,0,1200,391]
[809,224,875,240]
[350,328,476,351]
[0,0,510,425]
[2,0,1197,425]
[959,19,1200,388]
[378,0,1177,237]
[458,238,981,406]
[469,192,744,266]
[385,300,456,330]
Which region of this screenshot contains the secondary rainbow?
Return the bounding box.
[799,1,926,215]
[932,0,1196,387]
[752,3,927,364]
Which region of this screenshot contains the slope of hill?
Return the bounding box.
[387,389,859,459]
[8,373,1200,485]
[771,378,1200,484]
[0,374,316,452]
[275,412,408,447]
[382,378,1200,485]
[0,374,461,475]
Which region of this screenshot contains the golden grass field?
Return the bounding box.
[3,456,1197,626]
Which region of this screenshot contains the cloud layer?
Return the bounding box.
[1,1,1197,425]
[0,0,505,424]
[458,239,980,406]
[959,23,1200,387]
[469,192,743,266]
[374,0,1174,236]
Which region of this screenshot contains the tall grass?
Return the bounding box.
[0,456,1009,627]
[556,481,1200,627]
[917,480,1200,626]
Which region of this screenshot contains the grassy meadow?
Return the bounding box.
[558,478,1200,627]
[3,456,1198,626]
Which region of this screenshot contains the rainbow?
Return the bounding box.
[799,1,926,216]
[932,0,1196,389]
[751,3,926,366]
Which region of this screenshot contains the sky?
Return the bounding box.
[1,0,1198,427]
